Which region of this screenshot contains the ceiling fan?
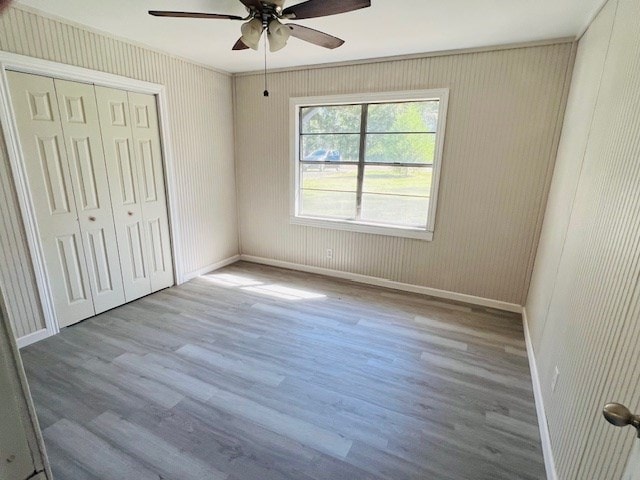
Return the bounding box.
[149,0,371,53]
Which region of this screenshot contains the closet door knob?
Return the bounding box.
[89,216,96,222]
[127,211,133,216]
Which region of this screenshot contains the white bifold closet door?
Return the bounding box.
[6,72,174,328]
[54,79,127,315]
[127,92,174,292]
[95,86,174,301]
[6,72,97,327]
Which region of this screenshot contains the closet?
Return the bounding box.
[7,71,174,329]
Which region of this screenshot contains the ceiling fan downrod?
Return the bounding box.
[263,33,269,97]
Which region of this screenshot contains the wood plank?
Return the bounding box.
[91,411,228,480]
[175,344,286,387]
[43,419,159,480]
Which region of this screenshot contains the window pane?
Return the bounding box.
[360,194,429,227]
[367,101,439,133]
[301,105,361,134]
[301,190,357,220]
[302,134,360,163]
[362,166,432,197]
[300,167,357,220]
[365,133,435,164]
[302,165,358,191]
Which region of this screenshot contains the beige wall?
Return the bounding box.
[526,0,640,477]
[0,7,239,340]
[234,43,574,306]
[526,1,615,352]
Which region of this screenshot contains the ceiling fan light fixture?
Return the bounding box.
[267,19,291,52]
[240,18,263,50]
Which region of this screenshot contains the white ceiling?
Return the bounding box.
[16,0,604,73]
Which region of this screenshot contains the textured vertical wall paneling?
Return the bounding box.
[526,0,617,352]
[235,43,574,305]
[561,0,640,475]
[0,128,44,338]
[526,0,640,477]
[0,7,239,340]
[235,70,308,264]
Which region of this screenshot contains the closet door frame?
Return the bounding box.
[0,51,183,347]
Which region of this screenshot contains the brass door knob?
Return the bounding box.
[603,403,640,437]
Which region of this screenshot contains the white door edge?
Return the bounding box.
[0,51,184,343]
[623,441,640,480]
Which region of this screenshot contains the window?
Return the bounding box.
[290,90,448,241]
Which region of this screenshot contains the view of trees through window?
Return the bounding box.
[298,100,440,228]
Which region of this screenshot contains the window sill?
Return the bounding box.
[290,216,434,241]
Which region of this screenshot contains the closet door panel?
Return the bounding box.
[128,92,174,292]
[95,86,152,302]
[6,72,95,327]
[55,79,126,314]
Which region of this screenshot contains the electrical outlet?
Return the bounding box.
[551,366,560,393]
[326,248,333,260]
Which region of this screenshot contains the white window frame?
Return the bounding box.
[290,89,449,241]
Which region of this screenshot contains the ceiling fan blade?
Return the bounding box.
[238,0,262,9]
[232,38,250,50]
[239,0,286,9]
[283,0,370,19]
[149,11,244,20]
[287,24,345,49]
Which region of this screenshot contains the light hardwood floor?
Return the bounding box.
[21,262,545,480]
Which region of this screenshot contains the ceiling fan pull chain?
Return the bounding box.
[263,33,269,97]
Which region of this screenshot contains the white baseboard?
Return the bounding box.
[523,308,557,480]
[239,254,522,313]
[17,329,51,349]
[181,255,241,283]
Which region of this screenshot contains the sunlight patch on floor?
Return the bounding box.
[200,273,263,287]
[201,273,326,301]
